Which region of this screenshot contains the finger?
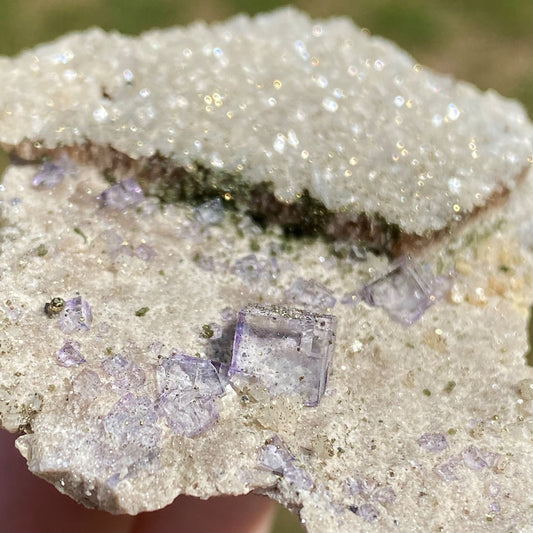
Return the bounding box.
[0,429,134,533]
[131,494,276,533]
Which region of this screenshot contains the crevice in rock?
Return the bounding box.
[3,141,528,259]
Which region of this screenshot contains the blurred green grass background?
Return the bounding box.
[0,1,530,531]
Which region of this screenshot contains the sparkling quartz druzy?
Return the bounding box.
[0,8,531,236]
[230,304,336,406]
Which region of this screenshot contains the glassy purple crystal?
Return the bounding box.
[194,198,226,226]
[157,352,226,397]
[71,369,102,401]
[99,177,144,210]
[259,435,313,490]
[158,390,218,438]
[103,393,161,476]
[435,455,461,482]
[102,354,146,391]
[285,277,336,311]
[461,445,498,471]
[156,353,227,437]
[57,296,92,333]
[346,477,396,505]
[32,155,76,188]
[357,503,380,523]
[56,339,85,367]
[418,433,448,453]
[359,256,452,325]
[230,304,336,407]
[234,254,279,284]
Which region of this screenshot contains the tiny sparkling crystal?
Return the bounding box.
[259,435,313,490]
[56,340,86,367]
[156,353,226,437]
[359,256,451,325]
[32,155,76,188]
[230,304,336,406]
[285,277,336,311]
[418,433,448,453]
[57,296,92,333]
[99,177,145,210]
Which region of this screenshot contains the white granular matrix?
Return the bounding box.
[0,7,531,235]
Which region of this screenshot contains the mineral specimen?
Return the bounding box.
[0,7,532,533]
[98,177,144,210]
[359,256,452,325]
[230,304,336,406]
[57,296,93,333]
[32,155,76,188]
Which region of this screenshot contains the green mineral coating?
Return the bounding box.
[201,324,214,339]
[73,226,88,243]
[158,270,165,276]
[105,347,113,355]
[444,380,456,393]
[448,428,457,435]
[499,264,510,273]
[135,307,150,317]
[249,239,260,252]
[422,388,432,397]
[36,243,48,257]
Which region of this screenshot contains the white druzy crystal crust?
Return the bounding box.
[0,8,531,234]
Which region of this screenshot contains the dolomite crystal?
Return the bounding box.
[0,8,533,533]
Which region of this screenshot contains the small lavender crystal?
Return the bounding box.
[194,198,226,226]
[156,352,225,397]
[71,369,102,401]
[56,339,86,367]
[435,455,461,482]
[418,433,448,453]
[102,354,146,391]
[156,353,227,437]
[32,155,76,188]
[462,445,489,471]
[158,390,218,438]
[346,477,396,505]
[285,277,336,311]
[99,177,144,210]
[134,243,156,262]
[357,503,380,523]
[103,393,161,474]
[230,304,336,406]
[57,296,92,333]
[234,254,279,284]
[359,256,452,325]
[259,435,313,490]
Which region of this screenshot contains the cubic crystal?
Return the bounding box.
[259,435,313,490]
[56,339,85,367]
[285,277,336,311]
[99,177,144,210]
[230,304,336,406]
[359,256,451,325]
[418,433,448,453]
[57,296,92,333]
[194,198,226,226]
[156,353,227,437]
[32,155,76,188]
[101,354,146,391]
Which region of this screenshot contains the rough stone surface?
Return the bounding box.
[0,8,532,235]
[0,8,532,533]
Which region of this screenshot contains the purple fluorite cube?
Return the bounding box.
[158,390,218,438]
[156,352,225,397]
[57,296,92,333]
[285,277,336,311]
[360,256,451,325]
[259,435,314,490]
[156,353,226,437]
[56,339,86,367]
[32,155,76,188]
[230,304,336,407]
[99,178,144,210]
